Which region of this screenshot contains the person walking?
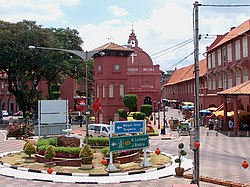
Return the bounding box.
[228,118,234,131]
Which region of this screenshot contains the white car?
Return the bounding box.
[1,110,9,116]
[88,124,110,137]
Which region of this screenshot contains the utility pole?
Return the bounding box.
[193,1,200,185]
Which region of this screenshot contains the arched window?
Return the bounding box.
[119,84,124,96]
[208,76,211,90]
[109,84,114,98]
[243,67,249,82]
[218,73,223,88]
[223,72,227,90]
[212,75,216,90]
[228,71,232,88]
[236,68,242,85]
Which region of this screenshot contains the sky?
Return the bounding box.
[1,0,250,72]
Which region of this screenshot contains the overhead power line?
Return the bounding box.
[201,4,250,7]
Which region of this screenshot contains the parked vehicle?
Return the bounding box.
[178,121,190,136]
[0,110,9,123]
[88,124,110,137]
[169,118,180,130]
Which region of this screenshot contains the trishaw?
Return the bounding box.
[169,118,180,131]
[178,121,190,136]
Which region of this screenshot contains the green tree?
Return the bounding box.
[123,94,138,112]
[0,20,85,113]
[140,104,153,117]
[0,20,53,112]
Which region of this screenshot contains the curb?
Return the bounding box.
[184,174,248,187]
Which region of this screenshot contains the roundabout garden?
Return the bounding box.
[1,135,172,175]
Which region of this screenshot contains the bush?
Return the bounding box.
[7,123,34,137]
[44,145,55,161]
[37,137,58,148]
[84,137,109,146]
[79,144,94,164]
[23,142,36,157]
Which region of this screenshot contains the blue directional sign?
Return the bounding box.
[114,120,144,134]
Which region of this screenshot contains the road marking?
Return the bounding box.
[0,130,7,141]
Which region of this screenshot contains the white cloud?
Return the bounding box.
[108,5,129,17]
[0,0,80,24]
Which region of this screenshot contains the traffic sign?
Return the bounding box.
[114,120,144,134]
[109,134,149,152]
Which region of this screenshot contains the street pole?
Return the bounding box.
[158,102,160,129]
[193,1,200,185]
[161,103,166,135]
[28,45,102,145]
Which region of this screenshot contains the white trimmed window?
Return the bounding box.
[96,85,99,98]
[109,84,114,98]
[228,71,232,88]
[119,84,124,96]
[217,49,222,66]
[235,40,241,60]
[243,36,248,58]
[218,74,223,88]
[227,44,232,63]
[208,76,211,90]
[222,47,227,63]
[236,69,242,85]
[212,52,215,68]
[212,75,216,90]
[102,84,105,98]
[223,72,227,89]
[243,67,249,82]
[207,54,211,69]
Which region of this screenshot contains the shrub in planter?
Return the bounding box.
[79,144,94,164]
[7,123,34,137]
[23,141,36,157]
[44,146,55,161]
[83,137,109,146]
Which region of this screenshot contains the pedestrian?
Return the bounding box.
[228,118,234,131]
[208,118,214,130]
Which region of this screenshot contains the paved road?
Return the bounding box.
[0,107,249,186]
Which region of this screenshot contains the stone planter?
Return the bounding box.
[175,167,184,177]
[35,154,82,166]
[24,157,36,163]
[80,163,94,170]
[106,152,140,164]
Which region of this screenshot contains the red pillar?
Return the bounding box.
[233,95,239,134]
[223,96,228,131]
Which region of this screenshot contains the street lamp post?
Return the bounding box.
[158,101,160,129]
[161,103,166,135]
[29,46,102,145]
[153,101,156,126]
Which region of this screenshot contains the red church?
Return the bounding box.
[93,29,162,123]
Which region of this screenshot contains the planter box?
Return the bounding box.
[35,154,82,166]
[106,152,140,164]
[80,163,93,170]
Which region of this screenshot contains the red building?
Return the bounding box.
[163,19,250,133]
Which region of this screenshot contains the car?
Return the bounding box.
[0,110,9,123]
[88,123,110,137]
[1,110,9,117]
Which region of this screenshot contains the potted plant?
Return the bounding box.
[174,143,187,176]
[79,144,94,169]
[23,141,36,163]
[44,145,56,167]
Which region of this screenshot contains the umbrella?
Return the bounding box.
[207,107,218,111]
[182,102,194,106]
[199,109,212,116]
[181,105,194,110]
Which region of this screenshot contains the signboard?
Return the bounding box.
[114,120,144,134]
[109,134,149,152]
